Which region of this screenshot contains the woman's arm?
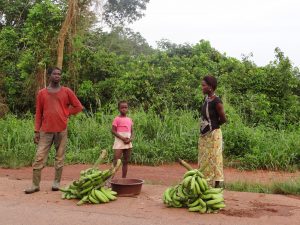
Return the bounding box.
[216,103,227,125]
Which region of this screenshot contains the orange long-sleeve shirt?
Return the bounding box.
[35,87,83,132]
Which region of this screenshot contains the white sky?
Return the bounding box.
[129,0,300,67]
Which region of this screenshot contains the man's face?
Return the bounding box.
[50,69,61,84]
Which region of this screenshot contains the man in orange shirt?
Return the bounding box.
[25,67,83,194]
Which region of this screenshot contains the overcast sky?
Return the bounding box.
[129,0,300,67]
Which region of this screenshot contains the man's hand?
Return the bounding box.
[34,132,40,144]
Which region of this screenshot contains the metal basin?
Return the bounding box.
[110,178,144,197]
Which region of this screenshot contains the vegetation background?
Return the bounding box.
[0,0,299,170]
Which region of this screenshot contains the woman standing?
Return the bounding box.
[198,75,226,188]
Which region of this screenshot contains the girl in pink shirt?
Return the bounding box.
[111,101,134,178]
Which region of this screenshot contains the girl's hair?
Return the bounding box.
[203,75,218,91]
[118,100,128,108]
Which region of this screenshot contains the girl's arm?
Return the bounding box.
[216,103,227,125]
[123,124,134,144]
[130,125,134,142]
[112,125,126,141]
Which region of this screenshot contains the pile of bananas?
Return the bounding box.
[163,168,225,213]
[60,158,121,206]
[76,187,117,205]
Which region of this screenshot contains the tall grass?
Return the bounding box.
[0,110,299,170]
[226,179,300,195]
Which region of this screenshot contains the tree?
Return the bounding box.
[56,0,150,69]
[0,0,37,28]
[57,0,77,69]
[103,0,150,26]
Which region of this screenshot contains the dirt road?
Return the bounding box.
[0,165,299,225]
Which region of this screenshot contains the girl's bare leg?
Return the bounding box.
[113,149,123,166]
[122,148,132,178]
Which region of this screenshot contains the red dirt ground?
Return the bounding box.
[0,164,299,225]
[1,163,299,185]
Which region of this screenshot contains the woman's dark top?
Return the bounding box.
[200,96,222,135]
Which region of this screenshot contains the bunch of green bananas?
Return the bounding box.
[60,159,121,205]
[163,169,225,213]
[76,187,117,205]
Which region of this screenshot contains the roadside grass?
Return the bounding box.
[0,110,299,171]
[226,178,300,195]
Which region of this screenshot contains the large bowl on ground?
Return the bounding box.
[109,178,144,196]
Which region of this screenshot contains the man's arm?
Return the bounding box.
[34,92,43,132]
[67,88,83,115]
[34,92,43,144]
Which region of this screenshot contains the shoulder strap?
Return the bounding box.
[205,97,212,131]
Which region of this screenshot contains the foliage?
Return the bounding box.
[0,0,36,28]
[0,110,299,170]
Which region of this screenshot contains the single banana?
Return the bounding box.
[199,206,207,214]
[211,193,223,199]
[205,188,223,194]
[194,180,201,195]
[110,190,117,195]
[190,176,196,193]
[99,189,110,202]
[172,197,181,206]
[183,170,197,178]
[211,202,226,209]
[172,191,181,201]
[206,197,224,206]
[94,189,108,203]
[88,194,99,204]
[172,201,182,208]
[188,205,202,212]
[87,171,101,180]
[81,180,92,188]
[188,198,200,208]
[202,179,209,190]
[197,177,206,192]
[198,198,206,208]
[164,188,172,202]
[183,176,193,188]
[176,185,186,199]
[91,189,97,199]
[196,170,205,178]
[77,195,89,206]
[79,185,93,195]
[201,193,213,200]
[100,187,117,201]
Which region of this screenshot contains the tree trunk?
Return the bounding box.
[56,0,77,69]
[36,65,46,91]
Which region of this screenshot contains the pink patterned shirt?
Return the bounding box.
[112,116,133,133]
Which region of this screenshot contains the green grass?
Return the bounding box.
[0,109,299,170]
[226,179,300,195]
